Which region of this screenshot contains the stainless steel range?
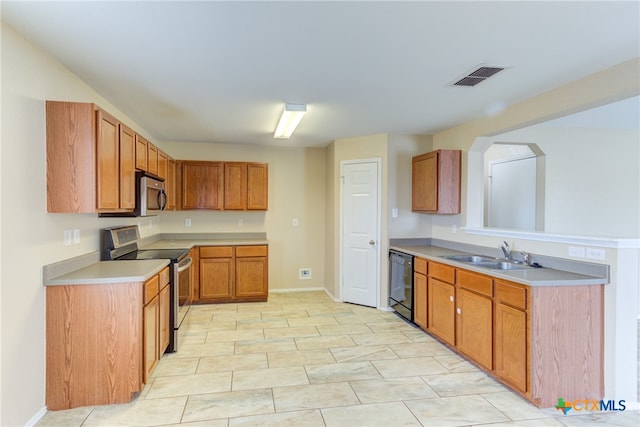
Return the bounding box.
[101,225,193,352]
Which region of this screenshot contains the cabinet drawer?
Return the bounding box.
[457,269,493,297]
[495,280,527,310]
[144,275,159,305]
[200,246,234,258]
[428,262,455,283]
[159,266,170,287]
[414,257,427,275]
[236,245,268,257]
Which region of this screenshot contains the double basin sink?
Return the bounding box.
[440,254,538,270]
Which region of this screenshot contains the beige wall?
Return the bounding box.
[158,141,327,290]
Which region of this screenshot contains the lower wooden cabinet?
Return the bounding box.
[427,277,456,346]
[420,260,604,408]
[142,267,170,383]
[45,265,171,410]
[197,245,268,303]
[455,287,493,370]
[413,257,428,329]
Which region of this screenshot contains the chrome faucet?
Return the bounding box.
[499,241,511,260]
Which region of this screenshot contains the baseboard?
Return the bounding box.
[25,406,47,427]
[269,287,341,302]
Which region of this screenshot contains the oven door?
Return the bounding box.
[169,255,193,352]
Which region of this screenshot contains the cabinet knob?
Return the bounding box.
[369,240,375,245]
[449,296,454,302]
[456,308,462,314]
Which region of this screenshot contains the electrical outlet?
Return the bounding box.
[299,268,312,280]
[185,219,191,227]
[568,246,585,258]
[238,219,244,228]
[391,208,398,218]
[73,229,80,244]
[292,218,299,227]
[63,229,72,246]
[586,247,606,261]
[451,224,457,234]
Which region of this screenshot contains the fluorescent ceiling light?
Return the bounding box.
[274,103,306,138]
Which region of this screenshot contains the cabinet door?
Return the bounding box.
[495,303,527,392]
[456,288,493,370]
[236,257,268,298]
[247,163,268,210]
[224,162,247,210]
[143,294,159,383]
[158,284,170,356]
[147,144,159,176]
[96,108,120,211]
[135,134,148,171]
[427,278,455,346]
[200,258,234,299]
[412,151,438,212]
[119,125,136,211]
[166,158,176,210]
[181,161,224,210]
[413,272,427,329]
[157,150,168,180]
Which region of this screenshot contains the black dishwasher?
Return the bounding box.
[389,250,414,323]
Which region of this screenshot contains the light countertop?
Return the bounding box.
[141,238,268,250]
[390,244,606,287]
[46,259,169,286]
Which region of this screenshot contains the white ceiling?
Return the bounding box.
[2,1,638,147]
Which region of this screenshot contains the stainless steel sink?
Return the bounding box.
[471,261,533,270]
[441,255,496,263]
[440,254,536,270]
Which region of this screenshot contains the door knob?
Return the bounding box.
[369,240,375,245]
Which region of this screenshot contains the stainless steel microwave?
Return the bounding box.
[138,172,167,216]
[99,172,166,217]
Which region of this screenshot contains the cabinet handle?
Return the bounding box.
[449,296,454,302]
[456,308,461,314]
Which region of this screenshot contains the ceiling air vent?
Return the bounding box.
[453,66,505,87]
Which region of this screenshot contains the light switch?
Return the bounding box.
[63,230,72,246]
[73,229,80,244]
[292,218,299,227]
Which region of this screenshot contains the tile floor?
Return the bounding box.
[38,291,639,426]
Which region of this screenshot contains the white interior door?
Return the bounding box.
[341,160,380,308]
[488,156,536,230]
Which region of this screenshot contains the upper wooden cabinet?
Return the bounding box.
[135,134,148,171]
[179,161,224,210]
[147,144,159,177]
[224,162,269,210]
[179,161,268,211]
[412,149,461,214]
[47,101,135,213]
[157,150,168,180]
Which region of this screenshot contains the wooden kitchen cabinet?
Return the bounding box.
[157,150,168,180]
[45,265,171,410]
[413,257,428,329]
[494,285,527,393]
[418,257,603,408]
[197,245,269,303]
[179,161,224,210]
[412,149,461,214]
[143,286,159,382]
[199,246,234,300]
[142,267,170,383]
[47,101,136,213]
[166,158,177,210]
[247,163,269,210]
[428,277,456,345]
[135,134,149,171]
[235,245,269,298]
[147,143,159,177]
[455,270,493,370]
[224,162,269,210]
